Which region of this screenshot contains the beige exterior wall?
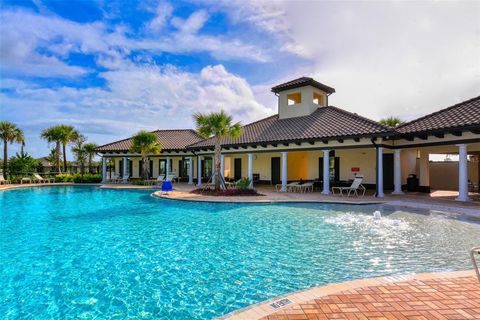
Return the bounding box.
[222,149,380,184]
[429,161,478,190]
[278,85,327,119]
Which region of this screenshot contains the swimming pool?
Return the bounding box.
[1,186,479,319]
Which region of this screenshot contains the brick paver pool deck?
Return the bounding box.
[221,271,479,320]
[261,276,480,320]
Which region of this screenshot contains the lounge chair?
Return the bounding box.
[33,173,54,183]
[331,177,366,197]
[296,182,314,193]
[166,174,176,183]
[275,181,300,192]
[0,174,11,185]
[145,174,165,186]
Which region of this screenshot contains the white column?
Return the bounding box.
[456,144,470,202]
[123,157,128,183]
[188,156,194,185]
[281,151,288,192]
[166,157,170,179]
[197,156,202,186]
[392,149,403,194]
[247,153,254,188]
[220,155,225,179]
[101,157,107,183]
[376,147,384,197]
[321,149,330,195]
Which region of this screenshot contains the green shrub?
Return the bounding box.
[8,151,38,177]
[235,177,252,190]
[72,173,102,183]
[130,179,146,185]
[55,173,74,182]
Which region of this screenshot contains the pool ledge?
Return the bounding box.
[151,190,384,205]
[216,269,477,320]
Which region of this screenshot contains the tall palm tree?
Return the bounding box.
[194,110,242,191]
[83,143,98,173]
[71,134,87,175]
[57,125,79,172]
[130,131,162,179]
[379,116,404,128]
[41,126,63,173]
[0,121,25,177]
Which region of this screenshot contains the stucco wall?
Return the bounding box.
[430,161,478,190]
[278,86,327,119]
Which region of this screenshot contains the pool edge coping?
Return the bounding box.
[215,269,477,320]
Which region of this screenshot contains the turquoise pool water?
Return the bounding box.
[1,186,479,319]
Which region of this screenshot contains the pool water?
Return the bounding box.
[1,186,479,319]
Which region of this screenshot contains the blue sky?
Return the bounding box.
[1,0,479,158]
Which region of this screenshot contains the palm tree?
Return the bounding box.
[194,110,242,191]
[57,125,79,172]
[0,121,25,177]
[130,131,162,179]
[41,126,63,173]
[379,116,404,127]
[45,148,59,169]
[71,134,87,175]
[84,143,98,173]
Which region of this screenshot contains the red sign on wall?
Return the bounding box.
[351,167,360,172]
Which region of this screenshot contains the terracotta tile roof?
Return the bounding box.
[188,106,391,149]
[271,77,336,94]
[96,129,204,152]
[396,95,480,134]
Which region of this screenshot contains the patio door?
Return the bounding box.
[383,154,394,190]
[318,153,339,182]
[234,158,242,181]
[149,160,153,178]
[271,157,281,184]
[159,159,166,175]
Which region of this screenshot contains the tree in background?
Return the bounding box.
[71,134,87,175]
[8,150,39,176]
[57,125,79,172]
[379,116,404,128]
[0,121,25,177]
[41,126,63,173]
[130,131,162,179]
[45,148,59,170]
[84,143,98,173]
[194,110,242,190]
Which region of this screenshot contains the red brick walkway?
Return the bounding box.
[261,277,480,320]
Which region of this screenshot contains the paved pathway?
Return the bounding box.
[260,276,480,320]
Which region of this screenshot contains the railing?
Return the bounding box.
[471,247,480,282]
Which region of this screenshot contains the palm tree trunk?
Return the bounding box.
[143,156,148,179]
[88,155,92,174]
[214,138,221,191]
[62,143,67,173]
[56,142,62,173]
[3,141,8,177]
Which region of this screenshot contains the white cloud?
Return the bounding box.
[200,0,480,120]
[147,2,173,32]
[1,64,273,157]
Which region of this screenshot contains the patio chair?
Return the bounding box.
[331,177,366,197]
[166,174,176,183]
[275,181,299,192]
[296,182,314,193]
[0,174,11,185]
[145,174,165,186]
[33,173,54,183]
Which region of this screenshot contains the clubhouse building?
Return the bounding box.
[96,77,480,201]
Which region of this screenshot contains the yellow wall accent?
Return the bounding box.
[287,151,308,180]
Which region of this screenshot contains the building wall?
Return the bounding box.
[278,86,327,119]
[222,149,380,184]
[429,161,478,190]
